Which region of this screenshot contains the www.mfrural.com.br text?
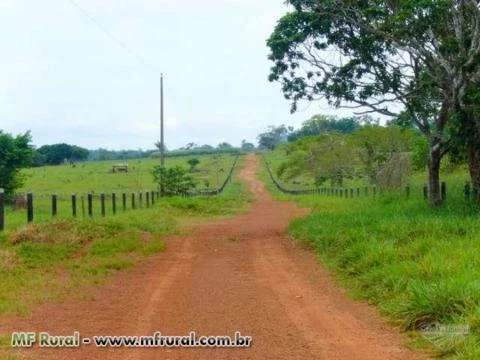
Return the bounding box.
[11,331,252,349]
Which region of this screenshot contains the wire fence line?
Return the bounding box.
[187,156,239,196]
[263,156,479,202]
[0,156,240,232]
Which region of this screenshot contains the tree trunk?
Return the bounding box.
[428,144,442,206]
[467,142,480,202]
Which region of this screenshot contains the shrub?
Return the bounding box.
[152,166,196,196]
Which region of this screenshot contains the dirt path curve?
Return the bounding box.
[0,154,422,360]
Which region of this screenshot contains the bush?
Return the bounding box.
[152,166,196,196]
[187,158,200,172]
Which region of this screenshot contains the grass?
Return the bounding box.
[0,209,168,316]
[20,153,237,195]
[261,153,480,359]
[3,154,239,232]
[0,156,249,317]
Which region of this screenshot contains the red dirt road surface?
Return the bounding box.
[0,154,423,360]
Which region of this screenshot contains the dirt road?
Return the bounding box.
[0,154,421,360]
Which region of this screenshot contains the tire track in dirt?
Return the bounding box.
[0,154,425,360]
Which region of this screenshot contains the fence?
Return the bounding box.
[0,156,239,232]
[187,155,239,196]
[263,157,476,202]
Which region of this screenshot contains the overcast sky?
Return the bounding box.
[0,0,351,150]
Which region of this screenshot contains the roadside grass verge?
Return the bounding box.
[0,161,249,317]
[0,209,170,316]
[261,158,480,358]
[292,196,480,358]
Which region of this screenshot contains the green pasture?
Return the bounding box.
[20,154,237,195]
[1,154,239,232]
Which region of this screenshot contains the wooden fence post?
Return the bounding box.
[423,184,428,200]
[51,193,57,217]
[350,188,354,198]
[72,193,77,217]
[88,193,93,217]
[441,182,446,201]
[122,193,127,211]
[464,182,471,201]
[112,193,117,215]
[139,193,143,208]
[405,184,410,198]
[146,192,150,208]
[151,191,155,205]
[0,188,4,231]
[357,188,360,197]
[101,193,106,217]
[27,192,33,223]
[81,195,85,217]
[131,193,136,210]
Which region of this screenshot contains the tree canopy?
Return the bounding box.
[287,114,374,141]
[257,125,292,150]
[0,131,33,196]
[36,143,89,165]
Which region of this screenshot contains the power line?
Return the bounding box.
[67,0,158,71]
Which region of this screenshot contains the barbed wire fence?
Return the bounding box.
[0,156,239,232]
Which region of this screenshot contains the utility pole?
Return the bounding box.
[159,74,165,196]
[160,74,165,167]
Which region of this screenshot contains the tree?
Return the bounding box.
[350,125,415,184]
[287,114,368,142]
[217,142,233,149]
[257,125,292,150]
[0,131,33,196]
[152,166,196,196]
[36,143,89,165]
[241,140,256,152]
[185,142,197,150]
[187,158,200,172]
[266,0,467,205]
[277,134,356,187]
[452,87,480,199]
[154,141,168,153]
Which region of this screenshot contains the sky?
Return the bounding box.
[0,0,352,150]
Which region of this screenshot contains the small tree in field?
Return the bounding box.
[187,158,200,172]
[0,131,33,197]
[152,166,196,196]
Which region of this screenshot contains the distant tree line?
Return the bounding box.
[0,130,256,197]
[257,115,378,150]
[88,148,155,161]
